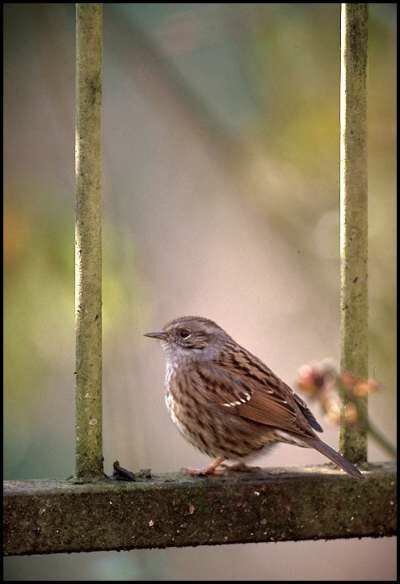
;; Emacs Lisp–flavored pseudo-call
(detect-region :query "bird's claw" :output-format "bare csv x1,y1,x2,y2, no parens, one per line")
181,466,226,476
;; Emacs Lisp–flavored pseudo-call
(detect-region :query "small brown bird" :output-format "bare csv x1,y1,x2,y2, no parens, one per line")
145,316,363,479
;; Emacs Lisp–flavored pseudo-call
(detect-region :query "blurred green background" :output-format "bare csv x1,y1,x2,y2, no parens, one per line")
4,3,396,580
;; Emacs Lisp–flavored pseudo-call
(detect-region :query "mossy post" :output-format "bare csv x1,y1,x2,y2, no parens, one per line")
75,4,103,480
339,4,368,463
4,464,397,555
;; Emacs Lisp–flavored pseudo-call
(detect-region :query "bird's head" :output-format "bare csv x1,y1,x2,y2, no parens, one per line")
144,316,230,363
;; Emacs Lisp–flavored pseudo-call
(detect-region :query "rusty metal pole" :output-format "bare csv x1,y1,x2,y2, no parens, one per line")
75,3,103,480
339,3,368,464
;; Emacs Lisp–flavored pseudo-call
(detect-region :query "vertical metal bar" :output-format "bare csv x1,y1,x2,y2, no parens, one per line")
339,3,368,464
75,4,103,479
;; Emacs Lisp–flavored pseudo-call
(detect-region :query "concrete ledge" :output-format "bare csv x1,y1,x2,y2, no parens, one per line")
3,463,396,555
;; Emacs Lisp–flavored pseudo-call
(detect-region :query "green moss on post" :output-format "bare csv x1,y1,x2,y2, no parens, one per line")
339,4,368,463
75,4,103,480
3,464,396,555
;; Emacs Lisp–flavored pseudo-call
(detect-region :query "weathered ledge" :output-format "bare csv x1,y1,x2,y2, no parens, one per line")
3,462,396,556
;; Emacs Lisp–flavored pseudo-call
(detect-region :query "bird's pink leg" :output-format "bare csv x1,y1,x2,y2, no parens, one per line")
182,457,225,476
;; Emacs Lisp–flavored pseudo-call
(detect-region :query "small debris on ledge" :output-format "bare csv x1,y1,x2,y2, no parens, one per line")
110,460,152,482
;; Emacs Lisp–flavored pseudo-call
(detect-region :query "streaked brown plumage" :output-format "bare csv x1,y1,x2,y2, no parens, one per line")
145,316,363,479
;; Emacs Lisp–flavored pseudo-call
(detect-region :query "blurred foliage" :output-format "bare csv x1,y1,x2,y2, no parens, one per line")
4,187,148,478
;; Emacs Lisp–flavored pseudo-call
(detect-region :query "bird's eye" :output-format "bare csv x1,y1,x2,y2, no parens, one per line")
178,328,191,339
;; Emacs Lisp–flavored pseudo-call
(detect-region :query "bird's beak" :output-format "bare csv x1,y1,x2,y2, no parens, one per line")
144,331,168,341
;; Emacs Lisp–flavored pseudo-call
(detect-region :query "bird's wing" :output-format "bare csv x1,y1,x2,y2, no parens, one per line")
194,349,321,438
293,393,323,432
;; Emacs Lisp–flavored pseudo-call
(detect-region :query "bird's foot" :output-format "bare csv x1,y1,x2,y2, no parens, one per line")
182,466,226,476
181,457,225,476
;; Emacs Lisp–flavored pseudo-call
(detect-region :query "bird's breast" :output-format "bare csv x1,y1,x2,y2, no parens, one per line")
165,387,194,443
164,360,179,391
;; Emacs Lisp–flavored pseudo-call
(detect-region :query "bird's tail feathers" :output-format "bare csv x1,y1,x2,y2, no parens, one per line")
306,437,364,480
